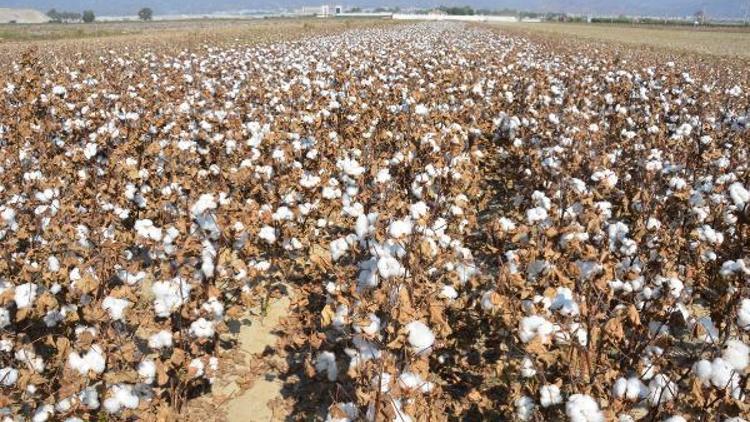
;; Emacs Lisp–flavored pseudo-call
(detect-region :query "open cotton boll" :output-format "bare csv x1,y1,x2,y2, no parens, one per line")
152,278,192,318
539,384,562,407
68,345,106,375
189,358,205,378
410,201,429,220
515,396,535,421
566,394,604,422
519,315,557,343
520,357,537,378
405,321,435,353
398,371,434,393
377,255,405,279
133,219,162,241
729,182,749,207
325,402,359,422
550,287,580,316
0,367,18,386
103,384,139,413
189,318,215,338
102,296,131,320
526,207,548,224
148,330,173,349
315,351,338,381
138,360,156,384
663,417,687,422
14,283,38,309
32,404,54,422
330,237,350,261
388,218,413,239
258,225,277,244
723,339,749,371
440,285,458,300
612,377,648,400
0,307,10,329
738,299,750,330
648,374,677,406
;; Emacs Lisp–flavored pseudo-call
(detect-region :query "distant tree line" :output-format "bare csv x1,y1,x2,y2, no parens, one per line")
46,9,96,23
45,7,154,23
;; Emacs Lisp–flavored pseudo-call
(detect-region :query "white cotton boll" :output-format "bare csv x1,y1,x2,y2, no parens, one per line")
354,314,381,336
0,308,10,329
693,359,713,385
152,277,191,317
526,207,548,224
258,225,277,244
729,182,749,207
591,170,618,188
710,358,736,389
377,255,405,279
68,345,106,375
83,142,98,160
520,356,537,378
612,377,627,398
337,157,365,177
648,374,677,406
300,172,321,189
189,358,205,378
566,394,604,422
325,402,359,422
15,348,45,373
414,104,429,115
138,360,156,384
515,396,535,421
663,417,687,422
539,384,562,407
47,256,60,272
738,299,750,330
723,339,749,371
189,318,215,338
375,168,391,184
14,283,38,309
202,297,224,319
480,291,497,311
315,351,338,381
32,404,54,422
330,237,350,261
0,367,18,386
550,287,580,316
102,296,131,320
388,218,413,239
406,321,435,353
398,371,434,393
79,386,99,409
134,219,162,241
440,285,458,300
519,315,556,343
623,377,648,400
105,384,139,413
148,330,173,349
410,201,429,220
371,372,392,393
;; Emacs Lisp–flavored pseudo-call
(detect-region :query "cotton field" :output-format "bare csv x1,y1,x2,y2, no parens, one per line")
0,21,749,421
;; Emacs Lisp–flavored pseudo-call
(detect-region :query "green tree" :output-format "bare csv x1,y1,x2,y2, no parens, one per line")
82,10,95,23
46,8,61,23
138,7,154,21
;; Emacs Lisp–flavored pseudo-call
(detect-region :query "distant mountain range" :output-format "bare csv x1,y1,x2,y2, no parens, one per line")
3,0,748,19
